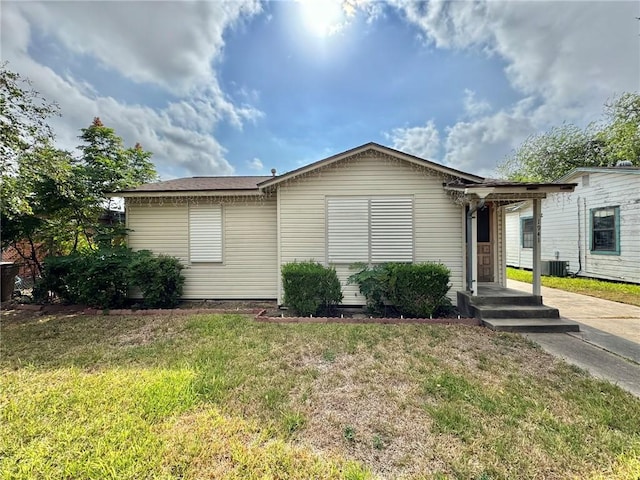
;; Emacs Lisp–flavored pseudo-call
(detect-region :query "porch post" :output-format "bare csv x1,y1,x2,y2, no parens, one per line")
532,198,542,296
470,200,478,296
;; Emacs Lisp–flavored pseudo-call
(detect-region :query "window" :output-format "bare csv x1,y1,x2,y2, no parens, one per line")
591,206,620,254
521,217,534,248
327,197,413,263
189,204,222,262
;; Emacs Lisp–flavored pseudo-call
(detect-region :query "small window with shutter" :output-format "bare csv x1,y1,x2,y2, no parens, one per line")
189,204,222,262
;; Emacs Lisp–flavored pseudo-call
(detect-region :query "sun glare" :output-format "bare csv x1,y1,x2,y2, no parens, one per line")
298,0,347,38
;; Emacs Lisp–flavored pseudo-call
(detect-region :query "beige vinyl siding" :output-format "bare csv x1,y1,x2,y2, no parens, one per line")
277,154,464,305
126,197,278,299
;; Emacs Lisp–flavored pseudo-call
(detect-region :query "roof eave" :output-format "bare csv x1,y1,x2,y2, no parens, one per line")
109,189,264,198
444,183,576,200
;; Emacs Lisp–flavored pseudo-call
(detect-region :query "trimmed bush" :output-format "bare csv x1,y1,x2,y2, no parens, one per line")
128,250,184,308
349,262,452,318
281,261,343,316
36,248,185,309
386,262,452,318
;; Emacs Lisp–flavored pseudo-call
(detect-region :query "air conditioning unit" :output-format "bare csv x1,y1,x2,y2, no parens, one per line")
541,260,569,277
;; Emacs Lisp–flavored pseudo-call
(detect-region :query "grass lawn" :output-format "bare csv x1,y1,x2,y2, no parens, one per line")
506,267,640,307
1,310,639,479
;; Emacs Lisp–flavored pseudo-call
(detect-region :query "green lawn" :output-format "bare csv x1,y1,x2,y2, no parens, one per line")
1,310,639,479
506,267,640,307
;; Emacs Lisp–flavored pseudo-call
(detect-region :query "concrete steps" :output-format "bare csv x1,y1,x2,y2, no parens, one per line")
482,318,580,333
457,288,580,333
474,304,560,320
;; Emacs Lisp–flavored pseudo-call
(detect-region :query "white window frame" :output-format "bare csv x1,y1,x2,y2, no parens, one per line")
326,196,414,264
189,203,223,263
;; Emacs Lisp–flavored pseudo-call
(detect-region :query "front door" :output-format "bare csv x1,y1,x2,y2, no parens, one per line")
477,205,494,282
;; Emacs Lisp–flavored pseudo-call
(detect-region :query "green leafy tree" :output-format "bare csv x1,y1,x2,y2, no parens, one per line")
498,93,640,181
75,117,158,246
1,63,60,215
1,66,158,280
598,92,640,165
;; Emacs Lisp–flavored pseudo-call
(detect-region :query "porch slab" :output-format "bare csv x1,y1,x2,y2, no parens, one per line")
483,318,580,333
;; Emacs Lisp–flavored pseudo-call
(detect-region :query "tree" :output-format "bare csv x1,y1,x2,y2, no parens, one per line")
1,65,158,280
1,63,60,215
598,92,640,165
75,117,158,246
498,93,640,181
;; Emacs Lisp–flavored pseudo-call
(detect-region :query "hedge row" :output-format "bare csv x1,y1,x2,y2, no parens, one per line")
281,261,452,318
35,248,184,309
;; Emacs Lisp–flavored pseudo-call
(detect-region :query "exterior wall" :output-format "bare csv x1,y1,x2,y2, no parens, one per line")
126,196,278,299
277,154,464,305
505,171,640,284
576,171,640,283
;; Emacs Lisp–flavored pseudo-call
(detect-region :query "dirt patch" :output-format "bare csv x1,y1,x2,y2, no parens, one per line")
276,326,571,478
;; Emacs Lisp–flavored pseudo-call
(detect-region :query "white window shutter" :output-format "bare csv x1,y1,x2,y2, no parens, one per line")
327,198,369,263
370,197,413,262
189,204,222,262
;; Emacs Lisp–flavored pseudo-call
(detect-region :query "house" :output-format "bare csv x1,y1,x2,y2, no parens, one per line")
115,143,576,307
506,166,640,284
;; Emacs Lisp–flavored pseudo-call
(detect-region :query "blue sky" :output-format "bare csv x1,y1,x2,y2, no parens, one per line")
3,1,639,180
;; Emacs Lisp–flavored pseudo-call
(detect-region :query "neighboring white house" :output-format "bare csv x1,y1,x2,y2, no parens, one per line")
115,143,575,305
506,166,640,284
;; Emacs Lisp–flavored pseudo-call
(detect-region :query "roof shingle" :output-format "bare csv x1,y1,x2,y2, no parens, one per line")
118,176,272,193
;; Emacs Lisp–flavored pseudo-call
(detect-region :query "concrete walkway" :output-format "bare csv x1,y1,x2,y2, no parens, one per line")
507,279,640,397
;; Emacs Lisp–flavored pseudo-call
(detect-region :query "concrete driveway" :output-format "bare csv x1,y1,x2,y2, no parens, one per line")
507,279,640,397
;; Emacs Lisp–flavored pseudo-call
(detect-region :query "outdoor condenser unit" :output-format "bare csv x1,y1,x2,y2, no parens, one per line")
540,260,569,277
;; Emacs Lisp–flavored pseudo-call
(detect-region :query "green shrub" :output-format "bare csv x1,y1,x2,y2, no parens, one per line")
387,263,452,318
281,261,343,316
128,250,185,308
37,248,185,309
347,263,392,315
349,262,452,318
39,249,132,308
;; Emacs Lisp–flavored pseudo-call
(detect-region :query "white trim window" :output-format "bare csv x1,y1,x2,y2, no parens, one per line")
189,204,222,262
327,196,414,263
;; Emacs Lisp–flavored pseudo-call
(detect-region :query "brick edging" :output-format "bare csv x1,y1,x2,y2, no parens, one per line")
12,304,263,316
254,311,480,326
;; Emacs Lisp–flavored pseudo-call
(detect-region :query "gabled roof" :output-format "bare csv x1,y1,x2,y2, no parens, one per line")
116,176,271,197
556,166,640,182
257,142,485,189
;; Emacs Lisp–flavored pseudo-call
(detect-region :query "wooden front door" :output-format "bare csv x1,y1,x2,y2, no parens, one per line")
477,205,494,282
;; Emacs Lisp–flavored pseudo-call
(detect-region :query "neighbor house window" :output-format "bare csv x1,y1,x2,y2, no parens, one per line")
327,196,413,263
189,204,222,262
521,217,534,249
591,206,620,254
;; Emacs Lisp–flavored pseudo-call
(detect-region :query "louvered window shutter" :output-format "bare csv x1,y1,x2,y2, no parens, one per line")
370,197,413,262
189,204,222,262
327,198,369,263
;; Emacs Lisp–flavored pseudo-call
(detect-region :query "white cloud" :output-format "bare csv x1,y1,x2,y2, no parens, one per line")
443,99,538,177
387,120,440,160
1,1,264,179
391,1,639,114
383,0,640,177
14,1,262,94
463,89,491,118
247,157,264,171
